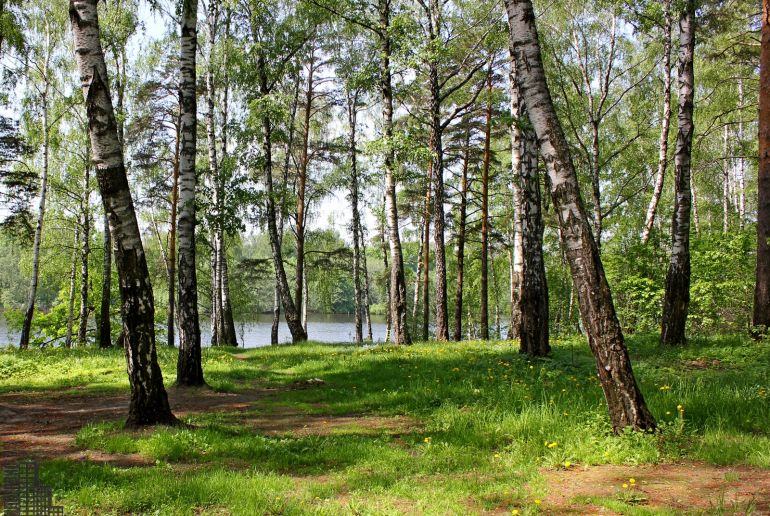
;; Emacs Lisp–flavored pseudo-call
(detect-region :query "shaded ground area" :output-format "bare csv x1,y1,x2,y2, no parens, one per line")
542,462,770,514
0,384,419,467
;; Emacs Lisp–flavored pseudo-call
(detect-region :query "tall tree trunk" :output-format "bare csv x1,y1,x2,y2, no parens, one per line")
258,53,306,343
207,0,222,348
219,242,237,345
723,125,730,234
508,41,524,341
295,45,316,340
167,123,180,347
65,226,79,349
661,0,695,346
691,179,701,236
505,0,655,432
348,91,364,344
412,217,424,320
19,60,50,350
510,50,549,355
360,226,374,341
78,163,91,345
737,78,746,228
379,0,411,344
427,0,449,341
642,0,673,245
590,121,602,248
422,164,431,341
272,73,301,345
379,209,392,342
98,210,113,348
453,129,470,341
480,70,492,341
69,0,176,426
518,121,549,355
754,0,770,333
210,236,221,345
176,0,204,385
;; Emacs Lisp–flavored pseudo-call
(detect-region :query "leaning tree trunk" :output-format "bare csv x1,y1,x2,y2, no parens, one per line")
379,0,411,344
453,130,470,342
258,53,306,343
78,163,91,345
754,0,770,334
661,0,695,347
19,72,50,350
505,0,655,433
176,0,204,385
641,0,673,245
480,71,492,341
69,0,176,427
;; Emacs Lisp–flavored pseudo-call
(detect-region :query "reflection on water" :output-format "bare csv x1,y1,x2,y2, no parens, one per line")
0,310,388,348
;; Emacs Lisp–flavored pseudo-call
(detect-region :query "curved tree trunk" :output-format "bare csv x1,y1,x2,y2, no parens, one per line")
661,0,695,346
258,51,306,343
641,0,673,245
69,0,176,427
176,0,204,385
19,66,50,350
505,0,655,433
754,0,770,333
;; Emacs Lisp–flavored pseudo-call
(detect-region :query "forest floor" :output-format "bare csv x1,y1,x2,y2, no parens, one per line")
1,335,769,514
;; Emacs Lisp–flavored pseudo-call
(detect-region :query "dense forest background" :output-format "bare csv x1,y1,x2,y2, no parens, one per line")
0,0,759,347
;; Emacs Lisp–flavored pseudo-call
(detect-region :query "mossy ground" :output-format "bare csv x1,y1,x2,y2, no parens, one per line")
1,334,769,514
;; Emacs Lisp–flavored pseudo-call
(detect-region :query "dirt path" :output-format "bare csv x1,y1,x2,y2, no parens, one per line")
0,385,279,466
541,462,770,514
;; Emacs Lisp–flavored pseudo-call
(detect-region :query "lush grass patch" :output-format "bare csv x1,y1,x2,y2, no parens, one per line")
2,334,770,513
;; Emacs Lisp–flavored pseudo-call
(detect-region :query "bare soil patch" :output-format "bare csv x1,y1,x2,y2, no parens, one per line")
541,461,770,514
0,383,419,466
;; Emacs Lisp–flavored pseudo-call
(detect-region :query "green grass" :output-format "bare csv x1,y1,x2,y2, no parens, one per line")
2,334,770,514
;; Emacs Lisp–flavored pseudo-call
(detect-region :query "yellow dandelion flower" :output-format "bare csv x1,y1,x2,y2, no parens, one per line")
511,510,520,515
564,461,571,468
423,437,432,443
534,499,542,505
622,483,628,489
629,478,636,484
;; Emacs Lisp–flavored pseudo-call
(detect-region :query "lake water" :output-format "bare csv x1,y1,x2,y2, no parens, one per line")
0,310,388,348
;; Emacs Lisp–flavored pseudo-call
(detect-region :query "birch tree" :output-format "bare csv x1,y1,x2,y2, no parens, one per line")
68,0,176,426
661,0,695,346
504,0,655,432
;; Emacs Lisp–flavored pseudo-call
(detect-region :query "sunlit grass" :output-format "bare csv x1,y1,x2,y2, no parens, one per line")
2,334,770,513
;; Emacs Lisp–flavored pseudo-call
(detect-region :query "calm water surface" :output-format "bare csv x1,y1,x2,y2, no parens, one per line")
0,310,388,348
